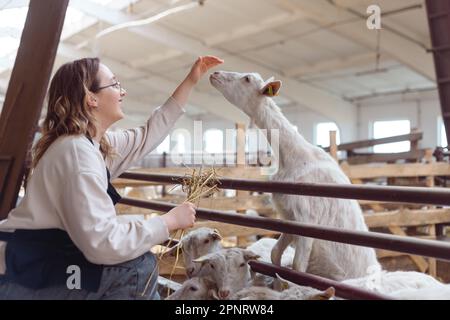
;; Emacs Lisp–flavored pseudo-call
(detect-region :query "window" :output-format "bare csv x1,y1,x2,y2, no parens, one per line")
156,135,170,154
174,133,186,153
315,122,340,148
438,117,448,148
204,129,223,154
373,120,410,153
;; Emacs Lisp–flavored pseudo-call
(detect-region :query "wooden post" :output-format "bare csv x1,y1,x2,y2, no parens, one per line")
329,130,338,162
428,224,437,277
424,148,437,277
424,149,435,190
236,123,250,247
410,128,420,154
0,0,69,220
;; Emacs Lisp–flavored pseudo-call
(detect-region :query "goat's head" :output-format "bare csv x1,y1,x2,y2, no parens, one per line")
165,277,218,300
165,227,223,278
210,71,282,115
193,248,260,300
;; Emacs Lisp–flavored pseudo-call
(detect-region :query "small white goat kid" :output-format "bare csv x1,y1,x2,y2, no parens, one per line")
210,71,380,280
193,248,260,300
165,227,223,277
165,277,218,300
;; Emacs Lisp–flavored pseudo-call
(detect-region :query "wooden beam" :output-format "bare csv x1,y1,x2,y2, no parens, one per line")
425,0,450,144
342,162,450,179
0,0,69,219
203,11,304,46
284,52,387,77
325,132,423,152
329,130,338,162
364,208,450,228
346,150,426,165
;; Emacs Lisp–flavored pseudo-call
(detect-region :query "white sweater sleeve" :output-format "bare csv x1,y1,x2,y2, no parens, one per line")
59,170,169,265
105,97,185,179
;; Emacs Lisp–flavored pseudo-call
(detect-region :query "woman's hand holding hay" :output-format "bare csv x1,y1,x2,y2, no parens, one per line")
161,202,197,232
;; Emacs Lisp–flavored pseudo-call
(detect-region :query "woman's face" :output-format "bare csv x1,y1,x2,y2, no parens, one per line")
94,63,126,126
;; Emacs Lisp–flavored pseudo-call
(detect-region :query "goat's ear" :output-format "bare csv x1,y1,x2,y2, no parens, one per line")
210,229,222,241
192,255,210,264
313,287,335,300
322,287,335,299
243,250,260,261
261,79,282,97
275,273,290,291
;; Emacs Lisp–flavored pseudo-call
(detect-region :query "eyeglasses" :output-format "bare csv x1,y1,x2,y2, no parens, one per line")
97,81,123,92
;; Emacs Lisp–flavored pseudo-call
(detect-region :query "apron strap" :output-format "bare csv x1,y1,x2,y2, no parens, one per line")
85,136,122,205
0,231,12,242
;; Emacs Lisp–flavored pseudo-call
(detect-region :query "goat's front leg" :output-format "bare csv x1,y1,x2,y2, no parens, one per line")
271,233,294,266
292,236,314,272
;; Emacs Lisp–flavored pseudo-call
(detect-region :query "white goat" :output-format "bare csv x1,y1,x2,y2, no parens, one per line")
210,71,380,280
247,237,294,268
193,248,260,300
342,270,450,300
231,285,335,300
165,227,222,277
165,277,218,300
276,270,450,300
390,286,450,300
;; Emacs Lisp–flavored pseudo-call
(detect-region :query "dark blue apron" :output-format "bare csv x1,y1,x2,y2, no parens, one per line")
0,136,122,292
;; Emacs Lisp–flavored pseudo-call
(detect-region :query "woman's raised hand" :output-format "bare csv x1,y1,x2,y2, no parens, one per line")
187,56,224,84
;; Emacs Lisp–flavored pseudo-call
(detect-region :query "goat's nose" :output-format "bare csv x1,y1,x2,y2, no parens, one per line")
186,267,195,277
219,290,230,299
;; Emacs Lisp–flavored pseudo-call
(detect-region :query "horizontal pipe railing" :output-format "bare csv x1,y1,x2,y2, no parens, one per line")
119,197,450,262
248,261,394,300
119,172,450,206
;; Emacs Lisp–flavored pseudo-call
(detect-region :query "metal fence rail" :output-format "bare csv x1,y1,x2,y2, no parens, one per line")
120,197,450,262
119,172,450,206
118,170,450,300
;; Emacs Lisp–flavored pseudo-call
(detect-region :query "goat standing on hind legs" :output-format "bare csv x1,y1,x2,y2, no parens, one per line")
210,71,380,281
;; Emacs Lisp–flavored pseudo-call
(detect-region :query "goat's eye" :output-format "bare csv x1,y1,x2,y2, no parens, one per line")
239,263,246,267
244,76,251,83
210,263,215,269
189,286,198,292
204,239,210,244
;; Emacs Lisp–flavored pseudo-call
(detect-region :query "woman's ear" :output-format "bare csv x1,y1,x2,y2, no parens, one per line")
86,94,98,108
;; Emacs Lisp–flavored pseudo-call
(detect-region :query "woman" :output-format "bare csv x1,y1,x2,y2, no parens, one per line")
0,55,224,299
